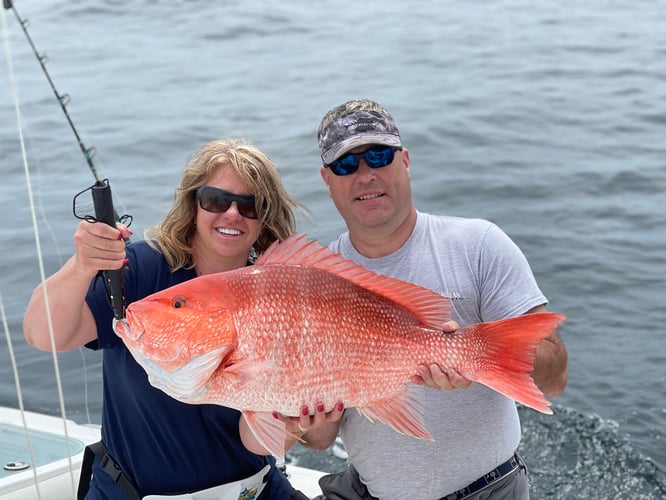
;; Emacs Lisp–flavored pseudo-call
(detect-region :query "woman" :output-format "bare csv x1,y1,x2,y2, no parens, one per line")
23,138,303,499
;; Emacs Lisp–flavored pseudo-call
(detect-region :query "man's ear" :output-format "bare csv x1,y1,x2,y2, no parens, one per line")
401,148,411,178
320,166,331,189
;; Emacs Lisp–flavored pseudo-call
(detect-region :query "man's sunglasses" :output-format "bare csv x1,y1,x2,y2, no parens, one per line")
196,186,260,219
325,145,402,176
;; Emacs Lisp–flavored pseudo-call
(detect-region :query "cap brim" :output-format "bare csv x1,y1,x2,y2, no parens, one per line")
321,133,402,165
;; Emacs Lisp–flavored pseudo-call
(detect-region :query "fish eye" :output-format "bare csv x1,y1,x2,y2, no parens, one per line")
171,296,187,309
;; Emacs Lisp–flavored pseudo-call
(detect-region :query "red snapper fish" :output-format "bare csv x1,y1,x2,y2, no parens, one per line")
113,234,565,459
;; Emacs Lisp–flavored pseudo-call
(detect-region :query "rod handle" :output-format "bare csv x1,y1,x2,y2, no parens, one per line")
91,179,125,320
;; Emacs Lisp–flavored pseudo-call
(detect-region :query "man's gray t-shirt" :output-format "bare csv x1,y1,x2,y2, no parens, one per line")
329,211,547,499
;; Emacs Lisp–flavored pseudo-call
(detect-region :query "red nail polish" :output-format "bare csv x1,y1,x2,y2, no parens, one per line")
122,259,130,266
301,406,309,416
117,232,124,240
316,403,325,413
337,402,344,412
272,412,279,419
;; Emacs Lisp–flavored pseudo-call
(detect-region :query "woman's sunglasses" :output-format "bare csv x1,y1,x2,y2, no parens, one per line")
325,145,402,176
196,186,260,219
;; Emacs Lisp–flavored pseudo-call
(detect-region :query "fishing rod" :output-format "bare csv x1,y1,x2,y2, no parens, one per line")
4,0,129,320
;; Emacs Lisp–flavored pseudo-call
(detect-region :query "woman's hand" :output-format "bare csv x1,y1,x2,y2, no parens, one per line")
277,401,345,438
73,220,132,277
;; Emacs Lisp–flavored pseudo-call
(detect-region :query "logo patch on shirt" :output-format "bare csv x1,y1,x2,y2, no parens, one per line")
442,290,463,301
239,487,259,500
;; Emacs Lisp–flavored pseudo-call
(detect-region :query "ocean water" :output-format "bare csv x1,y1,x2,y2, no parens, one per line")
1,1,665,498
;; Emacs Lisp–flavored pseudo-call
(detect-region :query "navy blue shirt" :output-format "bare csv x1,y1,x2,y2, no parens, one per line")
85,241,292,499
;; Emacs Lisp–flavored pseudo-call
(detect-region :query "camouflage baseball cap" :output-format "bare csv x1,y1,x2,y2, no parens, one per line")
318,110,402,165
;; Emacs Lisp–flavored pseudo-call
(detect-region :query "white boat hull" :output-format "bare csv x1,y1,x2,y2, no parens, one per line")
0,406,100,499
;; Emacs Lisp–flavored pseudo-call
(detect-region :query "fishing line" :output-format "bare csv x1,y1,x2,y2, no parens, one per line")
1,5,78,495
4,0,129,216
5,0,130,323
3,0,96,425
4,0,101,181
4,0,131,440
0,292,43,499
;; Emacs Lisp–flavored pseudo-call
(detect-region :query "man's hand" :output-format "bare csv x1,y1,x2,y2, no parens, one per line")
411,320,471,391
412,364,472,390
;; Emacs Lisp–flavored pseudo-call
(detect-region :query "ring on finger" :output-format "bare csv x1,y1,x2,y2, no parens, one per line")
298,423,308,433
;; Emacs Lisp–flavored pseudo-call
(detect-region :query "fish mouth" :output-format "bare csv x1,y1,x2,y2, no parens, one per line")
113,317,186,366
113,317,144,342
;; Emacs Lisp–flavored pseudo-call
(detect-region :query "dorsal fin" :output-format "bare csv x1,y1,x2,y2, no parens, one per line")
257,234,451,330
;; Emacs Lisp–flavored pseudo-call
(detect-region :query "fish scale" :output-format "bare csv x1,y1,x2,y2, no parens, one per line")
114,234,566,459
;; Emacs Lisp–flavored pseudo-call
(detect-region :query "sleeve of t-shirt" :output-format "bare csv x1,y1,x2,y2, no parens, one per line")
476,223,547,322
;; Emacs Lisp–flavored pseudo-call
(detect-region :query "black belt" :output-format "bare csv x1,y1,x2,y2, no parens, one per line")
449,453,524,500
77,440,141,500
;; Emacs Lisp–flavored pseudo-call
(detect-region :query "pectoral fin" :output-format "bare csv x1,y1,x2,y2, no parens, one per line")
222,357,274,383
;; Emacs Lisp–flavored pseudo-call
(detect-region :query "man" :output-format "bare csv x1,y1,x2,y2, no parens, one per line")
301,98,568,499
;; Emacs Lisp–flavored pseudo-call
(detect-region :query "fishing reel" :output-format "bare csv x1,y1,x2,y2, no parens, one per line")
72,179,133,229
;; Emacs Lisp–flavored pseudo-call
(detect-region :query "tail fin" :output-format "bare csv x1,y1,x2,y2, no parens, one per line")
460,312,566,414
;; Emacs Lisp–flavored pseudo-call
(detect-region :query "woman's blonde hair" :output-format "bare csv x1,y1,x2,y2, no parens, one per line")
145,138,299,271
